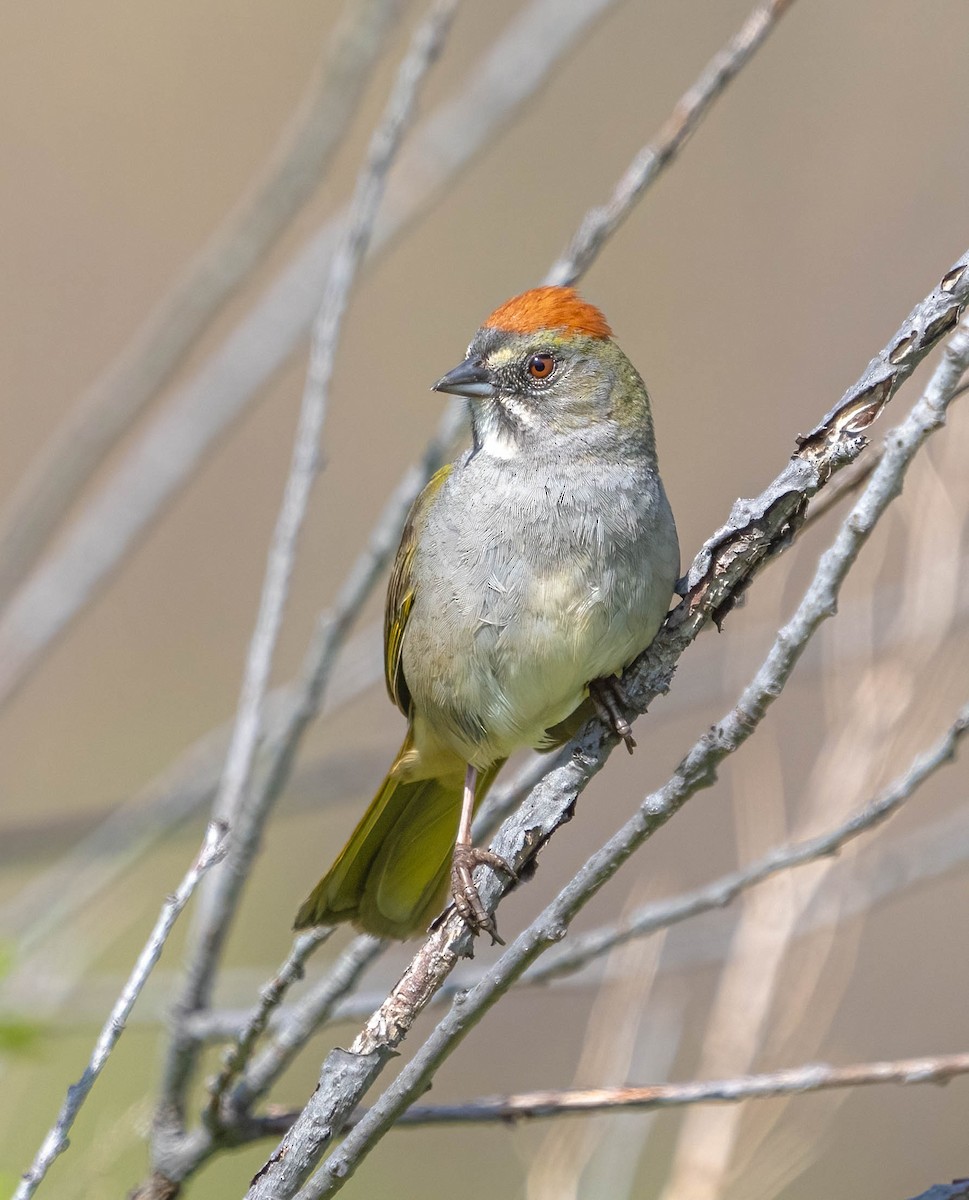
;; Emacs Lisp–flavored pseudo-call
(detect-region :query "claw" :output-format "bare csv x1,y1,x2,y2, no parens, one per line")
450,843,516,944
589,677,637,753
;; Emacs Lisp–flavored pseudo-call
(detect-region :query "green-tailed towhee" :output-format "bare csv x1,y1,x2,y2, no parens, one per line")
295,285,679,941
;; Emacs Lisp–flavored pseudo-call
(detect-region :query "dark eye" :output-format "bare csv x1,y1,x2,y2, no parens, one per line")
527,353,555,380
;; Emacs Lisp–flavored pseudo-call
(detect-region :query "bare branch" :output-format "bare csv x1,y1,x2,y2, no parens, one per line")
232,1050,969,1140
0,0,406,610
54,713,969,1050
799,449,881,529
350,1050,969,1125
0,0,624,710
232,935,386,1116
800,372,968,531
547,0,796,285
154,0,462,1144
529,694,969,983
13,821,228,1200
202,928,333,1135
180,724,969,1046
254,398,465,814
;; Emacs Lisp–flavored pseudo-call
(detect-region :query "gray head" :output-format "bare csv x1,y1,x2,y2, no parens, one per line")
433,285,654,461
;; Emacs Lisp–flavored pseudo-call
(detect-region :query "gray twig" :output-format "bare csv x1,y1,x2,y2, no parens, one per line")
173,686,969,1062
0,0,624,710
0,0,406,610
173,792,969,1045
254,1049,969,1132
13,822,228,1200
528,695,969,983
0,623,382,951
153,0,462,1150
203,928,334,1134
547,0,796,285
232,935,386,1116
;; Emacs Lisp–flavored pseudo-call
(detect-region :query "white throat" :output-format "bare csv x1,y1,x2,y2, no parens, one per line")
476,396,535,460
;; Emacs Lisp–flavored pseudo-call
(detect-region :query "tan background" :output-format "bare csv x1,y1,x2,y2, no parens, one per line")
2,1,969,1197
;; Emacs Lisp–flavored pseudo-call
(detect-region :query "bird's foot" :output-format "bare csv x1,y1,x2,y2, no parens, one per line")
589,676,637,753
450,843,517,945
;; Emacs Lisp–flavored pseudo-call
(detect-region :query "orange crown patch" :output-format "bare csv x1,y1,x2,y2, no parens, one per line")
483,286,612,340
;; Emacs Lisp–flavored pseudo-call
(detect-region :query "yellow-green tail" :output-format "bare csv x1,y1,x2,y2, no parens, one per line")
295,736,504,940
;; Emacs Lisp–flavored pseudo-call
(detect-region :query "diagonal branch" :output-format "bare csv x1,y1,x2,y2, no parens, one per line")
0,0,626,711
202,927,334,1135
171,686,969,1160
153,0,462,1143
13,821,228,1200
528,694,969,983
230,933,387,1118
0,0,406,610
547,0,797,286
182,768,969,1048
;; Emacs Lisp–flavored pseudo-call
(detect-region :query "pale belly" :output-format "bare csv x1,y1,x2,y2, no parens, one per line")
402,546,667,769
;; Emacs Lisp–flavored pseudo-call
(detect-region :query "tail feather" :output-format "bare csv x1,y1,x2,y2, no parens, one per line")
295,735,504,940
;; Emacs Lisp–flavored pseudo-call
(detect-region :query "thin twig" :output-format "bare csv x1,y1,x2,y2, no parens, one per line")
528,695,969,983
232,935,386,1115
273,311,969,1200
13,821,228,1200
0,0,406,610
251,1049,969,1133
0,0,623,710
179,780,969,1046
0,622,382,950
203,928,333,1134
155,0,462,1142
547,0,797,285
48,733,969,1047
253,398,465,821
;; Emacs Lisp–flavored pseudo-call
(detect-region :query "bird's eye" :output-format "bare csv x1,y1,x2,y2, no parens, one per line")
527,354,555,380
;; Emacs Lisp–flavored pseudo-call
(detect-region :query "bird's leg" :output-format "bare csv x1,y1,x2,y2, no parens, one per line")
450,763,517,944
588,676,637,753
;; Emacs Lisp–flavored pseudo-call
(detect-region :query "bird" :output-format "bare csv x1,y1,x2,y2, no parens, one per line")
294,285,679,942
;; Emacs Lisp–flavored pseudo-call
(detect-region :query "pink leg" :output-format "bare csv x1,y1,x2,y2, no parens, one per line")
449,763,516,944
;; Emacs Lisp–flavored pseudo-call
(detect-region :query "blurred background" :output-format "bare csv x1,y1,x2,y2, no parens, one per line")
2,1,969,1196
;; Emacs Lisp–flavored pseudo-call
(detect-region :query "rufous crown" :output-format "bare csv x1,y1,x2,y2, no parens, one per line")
483,286,612,339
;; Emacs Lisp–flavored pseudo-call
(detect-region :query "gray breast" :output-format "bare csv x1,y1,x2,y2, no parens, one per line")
401,447,677,761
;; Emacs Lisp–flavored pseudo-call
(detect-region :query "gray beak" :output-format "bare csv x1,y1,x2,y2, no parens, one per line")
432,358,494,399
